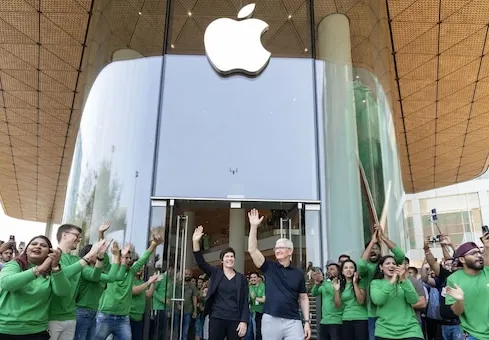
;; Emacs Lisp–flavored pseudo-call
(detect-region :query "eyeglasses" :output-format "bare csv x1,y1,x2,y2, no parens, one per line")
274,246,291,251
65,231,81,239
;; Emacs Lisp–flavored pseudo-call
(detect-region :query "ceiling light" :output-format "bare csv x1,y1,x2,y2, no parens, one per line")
362,100,366,103
356,75,360,79
188,12,192,16
304,48,308,52
288,15,292,19
138,11,142,15
171,44,175,49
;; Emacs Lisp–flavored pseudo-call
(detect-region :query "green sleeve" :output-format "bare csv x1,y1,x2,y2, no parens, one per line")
310,283,323,297
391,246,406,265
399,279,419,305
370,279,395,306
445,276,455,305
81,266,102,282
62,261,84,278
50,270,71,297
153,280,166,302
0,262,36,292
359,278,368,290
116,264,127,280
357,259,370,277
130,250,152,274
192,285,199,297
100,264,119,282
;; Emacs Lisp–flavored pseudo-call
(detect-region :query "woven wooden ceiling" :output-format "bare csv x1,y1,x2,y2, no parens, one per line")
1,0,488,222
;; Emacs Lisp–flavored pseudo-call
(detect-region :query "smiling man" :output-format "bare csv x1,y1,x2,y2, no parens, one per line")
247,209,311,340
445,238,489,340
48,224,108,340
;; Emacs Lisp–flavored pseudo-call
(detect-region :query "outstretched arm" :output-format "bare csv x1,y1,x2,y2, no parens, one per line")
193,226,215,276
247,209,265,268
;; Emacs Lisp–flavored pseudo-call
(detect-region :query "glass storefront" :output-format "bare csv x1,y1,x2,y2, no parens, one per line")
62,1,407,338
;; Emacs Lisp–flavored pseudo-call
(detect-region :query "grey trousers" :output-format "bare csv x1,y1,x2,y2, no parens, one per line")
261,314,304,340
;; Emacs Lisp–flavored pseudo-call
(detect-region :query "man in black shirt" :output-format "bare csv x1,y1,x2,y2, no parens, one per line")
247,209,311,340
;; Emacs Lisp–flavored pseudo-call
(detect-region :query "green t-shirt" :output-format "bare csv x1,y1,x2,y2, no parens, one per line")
311,280,343,325
340,281,368,321
357,246,405,317
370,278,423,339
446,267,489,340
176,282,198,313
98,250,151,316
0,261,70,335
76,262,125,311
249,282,265,313
153,274,168,311
130,278,147,321
50,253,102,321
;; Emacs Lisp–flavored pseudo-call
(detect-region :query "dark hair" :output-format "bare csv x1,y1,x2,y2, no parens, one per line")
56,224,82,242
339,259,359,292
404,257,410,265
408,266,418,275
372,255,396,280
219,247,235,260
249,271,259,277
79,244,93,258
338,254,351,261
365,241,381,249
327,263,340,272
15,235,53,271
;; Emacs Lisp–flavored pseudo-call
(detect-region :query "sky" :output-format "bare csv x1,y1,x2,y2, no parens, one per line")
0,203,46,244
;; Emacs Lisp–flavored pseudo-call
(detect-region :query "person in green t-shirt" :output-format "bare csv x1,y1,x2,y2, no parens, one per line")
74,240,125,340
49,223,111,340
310,267,343,340
357,225,405,340
445,240,489,340
0,235,69,339
130,266,159,340
151,269,171,338
333,259,368,340
246,271,265,340
94,234,164,340
370,255,423,340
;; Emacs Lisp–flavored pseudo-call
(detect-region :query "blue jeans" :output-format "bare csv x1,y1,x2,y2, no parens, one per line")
441,325,463,340
130,319,144,340
246,313,255,340
368,317,377,340
94,312,131,340
174,312,192,340
75,307,97,340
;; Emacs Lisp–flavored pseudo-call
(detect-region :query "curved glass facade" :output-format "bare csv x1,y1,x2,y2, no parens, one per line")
63,57,162,252
63,0,407,262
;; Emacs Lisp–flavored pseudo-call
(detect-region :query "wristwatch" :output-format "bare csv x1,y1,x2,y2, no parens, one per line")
52,266,61,273
303,320,310,324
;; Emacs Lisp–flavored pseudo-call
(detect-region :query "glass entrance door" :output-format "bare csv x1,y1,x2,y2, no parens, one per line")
149,198,314,340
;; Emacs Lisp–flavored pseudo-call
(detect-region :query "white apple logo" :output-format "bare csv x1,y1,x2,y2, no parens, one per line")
204,3,271,76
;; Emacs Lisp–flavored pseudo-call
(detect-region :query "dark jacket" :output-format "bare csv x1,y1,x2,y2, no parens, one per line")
193,250,249,323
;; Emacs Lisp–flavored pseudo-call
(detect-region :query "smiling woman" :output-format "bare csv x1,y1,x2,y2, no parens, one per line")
192,225,249,340
0,235,70,340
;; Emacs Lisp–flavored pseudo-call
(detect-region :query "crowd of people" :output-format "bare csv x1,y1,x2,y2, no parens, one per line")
0,208,488,340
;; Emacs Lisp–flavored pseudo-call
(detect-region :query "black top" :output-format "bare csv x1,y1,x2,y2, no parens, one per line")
211,275,240,321
260,259,306,320
436,267,459,324
193,250,249,323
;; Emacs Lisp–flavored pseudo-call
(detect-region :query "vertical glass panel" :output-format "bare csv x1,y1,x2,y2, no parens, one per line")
167,0,312,58
305,205,322,269
155,55,318,201
63,58,162,255
467,193,480,210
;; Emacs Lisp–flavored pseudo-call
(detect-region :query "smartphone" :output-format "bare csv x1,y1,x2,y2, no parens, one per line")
430,235,441,243
18,241,25,249
9,235,15,242
482,225,489,235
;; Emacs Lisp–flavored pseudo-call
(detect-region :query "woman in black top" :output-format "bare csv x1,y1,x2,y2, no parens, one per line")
192,225,249,340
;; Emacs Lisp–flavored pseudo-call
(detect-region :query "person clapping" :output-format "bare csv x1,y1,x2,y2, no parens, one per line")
0,235,69,340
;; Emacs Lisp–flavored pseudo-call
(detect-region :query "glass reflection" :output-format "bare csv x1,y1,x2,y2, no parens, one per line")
63,57,162,254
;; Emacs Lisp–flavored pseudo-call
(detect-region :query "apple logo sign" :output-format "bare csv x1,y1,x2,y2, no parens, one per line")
204,3,271,76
